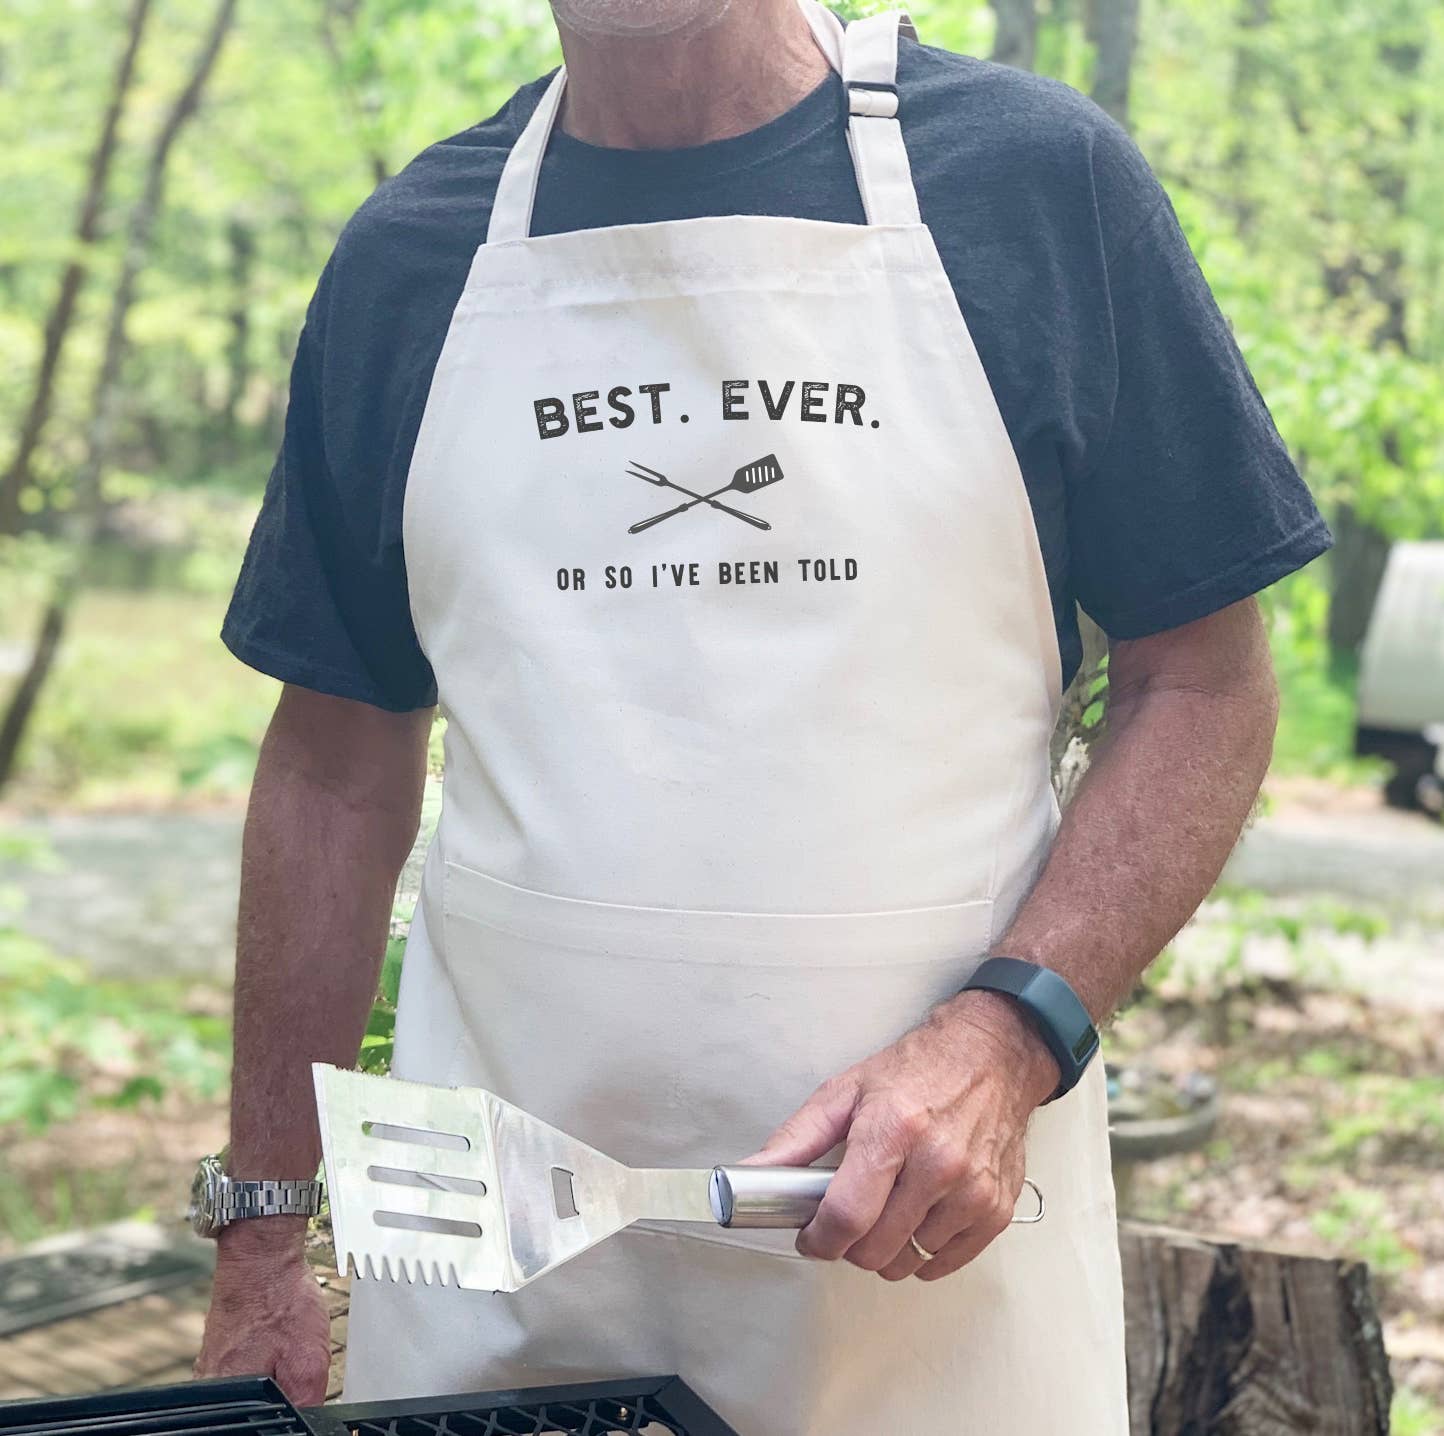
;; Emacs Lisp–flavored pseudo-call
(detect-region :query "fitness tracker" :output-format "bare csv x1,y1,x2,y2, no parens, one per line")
961,956,1099,1103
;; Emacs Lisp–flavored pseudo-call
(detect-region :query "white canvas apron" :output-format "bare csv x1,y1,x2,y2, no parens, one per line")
343,5,1128,1430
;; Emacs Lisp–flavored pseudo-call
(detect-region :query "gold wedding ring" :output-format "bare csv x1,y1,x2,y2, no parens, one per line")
908,1177,1047,1266
908,1234,936,1263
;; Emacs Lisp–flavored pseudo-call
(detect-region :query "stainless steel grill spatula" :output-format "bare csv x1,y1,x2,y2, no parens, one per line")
312,1063,834,1293
313,1063,1043,1293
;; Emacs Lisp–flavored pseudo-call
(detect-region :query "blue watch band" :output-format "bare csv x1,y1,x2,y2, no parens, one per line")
961,956,1099,1102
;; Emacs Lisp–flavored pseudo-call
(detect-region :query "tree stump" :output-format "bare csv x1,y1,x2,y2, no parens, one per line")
1121,1222,1392,1434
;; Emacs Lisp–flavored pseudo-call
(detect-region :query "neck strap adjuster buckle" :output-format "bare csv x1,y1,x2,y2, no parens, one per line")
847,79,899,120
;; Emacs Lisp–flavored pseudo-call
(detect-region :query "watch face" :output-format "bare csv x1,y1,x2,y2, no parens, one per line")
188,1155,223,1238
1072,1026,1101,1065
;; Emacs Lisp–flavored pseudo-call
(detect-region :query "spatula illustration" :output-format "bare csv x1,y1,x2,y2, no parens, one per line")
313,1064,1043,1293
628,454,783,535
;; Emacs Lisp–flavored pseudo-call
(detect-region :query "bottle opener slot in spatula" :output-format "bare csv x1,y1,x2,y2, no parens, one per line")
311,1063,1042,1293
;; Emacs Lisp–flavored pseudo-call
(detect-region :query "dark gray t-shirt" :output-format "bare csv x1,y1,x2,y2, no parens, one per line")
222,38,1331,710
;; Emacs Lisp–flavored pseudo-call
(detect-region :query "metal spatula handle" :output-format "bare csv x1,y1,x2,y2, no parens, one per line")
713,1167,837,1219
710,1165,833,1228
707,1165,1046,1229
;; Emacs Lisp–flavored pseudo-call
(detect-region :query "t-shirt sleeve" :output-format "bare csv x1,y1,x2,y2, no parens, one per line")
1067,128,1332,639
220,271,437,713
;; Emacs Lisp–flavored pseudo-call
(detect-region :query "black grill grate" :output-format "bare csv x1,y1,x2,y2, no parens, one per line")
0,1376,733,1436
317,1378,735,1436
0,1379,328,1436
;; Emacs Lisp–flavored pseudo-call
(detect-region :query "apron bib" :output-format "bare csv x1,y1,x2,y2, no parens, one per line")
344,6,1128,1430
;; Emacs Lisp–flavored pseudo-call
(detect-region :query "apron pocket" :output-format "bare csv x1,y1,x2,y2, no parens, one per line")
440,859,996,968
435,860,996,1187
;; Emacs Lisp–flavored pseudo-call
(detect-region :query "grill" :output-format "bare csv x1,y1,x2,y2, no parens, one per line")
321,1377,736,1436
0,1378,736,1436
0,1379,323,1436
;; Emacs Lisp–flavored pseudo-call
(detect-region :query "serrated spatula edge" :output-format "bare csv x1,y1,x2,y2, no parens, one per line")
311,1062,514,1292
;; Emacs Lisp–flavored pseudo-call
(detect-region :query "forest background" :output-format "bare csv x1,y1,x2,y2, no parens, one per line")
1,0,1441,1427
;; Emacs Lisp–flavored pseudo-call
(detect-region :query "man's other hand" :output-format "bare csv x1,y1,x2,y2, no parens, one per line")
194,1220,331,1405
742,990,1058,1281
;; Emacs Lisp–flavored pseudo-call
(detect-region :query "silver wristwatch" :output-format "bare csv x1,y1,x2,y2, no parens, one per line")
187,1152,323,1238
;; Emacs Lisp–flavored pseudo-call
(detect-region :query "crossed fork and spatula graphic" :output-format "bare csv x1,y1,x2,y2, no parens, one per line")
626,455,784,534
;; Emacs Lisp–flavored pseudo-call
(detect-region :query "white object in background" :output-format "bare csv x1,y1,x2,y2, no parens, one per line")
1357,541,1444,812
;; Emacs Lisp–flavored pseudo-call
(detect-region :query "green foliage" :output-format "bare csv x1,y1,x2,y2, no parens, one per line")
1265,572,1385,781
1228,1038,1442,1177
1142,887,1390,1048
1134,0,1444,545
1318,1075,1444,1162
0,920,230,1134
1392,1387,1444,1436
1080,651,1110,730
1216,887,1390,944
0,0,565,532
0,1165,158,1249
358,932,406,1074
0,833,229,1134
1212,884,1392,941
0,588,273,804
1310,1187,1417,1277
0,828,63,873
427,714,448,775
1181,886,1388,987
0,577,448,806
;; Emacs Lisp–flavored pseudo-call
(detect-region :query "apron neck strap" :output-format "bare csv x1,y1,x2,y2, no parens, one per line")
486,1,921,244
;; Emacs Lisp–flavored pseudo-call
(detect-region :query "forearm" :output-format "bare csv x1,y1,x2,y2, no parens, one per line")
1001,660,1275,1017
759,604,1283,1279
221,690,428,1257
937,601,1279,1095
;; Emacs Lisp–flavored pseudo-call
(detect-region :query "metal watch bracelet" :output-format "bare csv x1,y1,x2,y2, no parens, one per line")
216,1178,324,1221
189,1152,323,1237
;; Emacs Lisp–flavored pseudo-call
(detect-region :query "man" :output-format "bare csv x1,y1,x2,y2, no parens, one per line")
195,0,1330,1429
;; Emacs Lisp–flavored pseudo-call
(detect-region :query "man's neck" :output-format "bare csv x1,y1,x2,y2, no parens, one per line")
554,0,831,150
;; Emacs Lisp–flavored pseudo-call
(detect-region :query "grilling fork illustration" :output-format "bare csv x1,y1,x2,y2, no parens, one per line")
627,456,784,534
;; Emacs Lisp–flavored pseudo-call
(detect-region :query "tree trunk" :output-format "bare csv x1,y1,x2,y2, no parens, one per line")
990,0,1038,71
1326,504,1392,661
0,0,153,535
319,0,391,186
1121,1222,1393,1434
1225,0,1271,240
1088,0,1141,127
223,216,256,437
0,0,241,793
0,593,70,791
